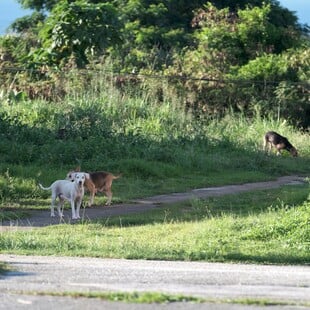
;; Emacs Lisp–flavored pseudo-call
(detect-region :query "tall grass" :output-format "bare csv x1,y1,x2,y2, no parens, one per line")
0,69,309,208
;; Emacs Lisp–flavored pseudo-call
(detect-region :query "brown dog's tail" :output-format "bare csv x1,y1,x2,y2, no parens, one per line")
113,174,122,180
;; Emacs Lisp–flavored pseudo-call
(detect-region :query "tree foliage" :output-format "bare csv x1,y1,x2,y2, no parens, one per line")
9,12,45,34
1,0,309,127
36,1,122,67
14,0,304,68
17,0,58,11
164,3,309,126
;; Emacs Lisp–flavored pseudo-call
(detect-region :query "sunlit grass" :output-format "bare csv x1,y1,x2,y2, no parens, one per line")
1,185,309,264
23,291,309,306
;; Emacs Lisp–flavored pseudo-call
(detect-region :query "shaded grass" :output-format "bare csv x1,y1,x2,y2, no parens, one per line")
0,262,10,274
0,209,29,221
0,185,309,265
0,96,309,213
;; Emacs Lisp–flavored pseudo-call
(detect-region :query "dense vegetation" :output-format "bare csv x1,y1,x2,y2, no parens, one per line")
0,0,309,127
0,75,309,209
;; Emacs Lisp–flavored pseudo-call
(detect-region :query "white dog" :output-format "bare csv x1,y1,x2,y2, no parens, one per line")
39,173,85,219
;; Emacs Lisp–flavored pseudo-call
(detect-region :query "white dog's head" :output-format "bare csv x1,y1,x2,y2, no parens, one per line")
69,172,86,188
66,171,89,185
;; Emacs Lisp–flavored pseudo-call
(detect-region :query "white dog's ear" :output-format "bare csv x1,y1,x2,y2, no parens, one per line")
84,173,90,179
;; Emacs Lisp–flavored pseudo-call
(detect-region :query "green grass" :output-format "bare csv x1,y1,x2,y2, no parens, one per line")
0,262,10,274
19,291,309,307
1,185,309,264
33,291,204,304
0,94,310,213
0,80,309,265
0,209,29,221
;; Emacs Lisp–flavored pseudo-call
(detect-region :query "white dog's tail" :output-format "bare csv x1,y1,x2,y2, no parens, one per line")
38,183,52,191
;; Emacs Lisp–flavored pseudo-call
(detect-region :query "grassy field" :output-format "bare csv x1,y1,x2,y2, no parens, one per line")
0,96,309,210
0,79,309,264
0,185,309,264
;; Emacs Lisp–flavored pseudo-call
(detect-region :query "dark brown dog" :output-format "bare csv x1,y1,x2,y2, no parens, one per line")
264,131,298,157
66,167,121,206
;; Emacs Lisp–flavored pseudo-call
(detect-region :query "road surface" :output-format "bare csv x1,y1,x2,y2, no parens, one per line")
0,254,309,309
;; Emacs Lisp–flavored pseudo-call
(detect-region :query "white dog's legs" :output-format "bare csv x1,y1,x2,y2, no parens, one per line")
57,200,64,217
50,195,57,217
59,193,81,220
70,200,77,219
76,199,82,219
50,200,56,217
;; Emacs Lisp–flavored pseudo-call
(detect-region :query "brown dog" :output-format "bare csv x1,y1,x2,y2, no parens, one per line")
264,131,298,157
66,167,121,206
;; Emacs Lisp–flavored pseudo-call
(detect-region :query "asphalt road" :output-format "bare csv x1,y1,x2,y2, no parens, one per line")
0,254,309,309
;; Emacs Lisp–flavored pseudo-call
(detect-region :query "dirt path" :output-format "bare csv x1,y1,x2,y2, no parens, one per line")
1,175,307,230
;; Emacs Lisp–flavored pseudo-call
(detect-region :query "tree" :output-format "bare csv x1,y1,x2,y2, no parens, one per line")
164,3,306,117
170,3,293,80
15,0,305,71
17,0,58,11
36,0,122,67
9,12,45,33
